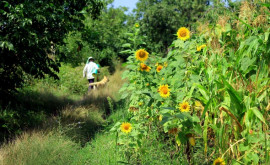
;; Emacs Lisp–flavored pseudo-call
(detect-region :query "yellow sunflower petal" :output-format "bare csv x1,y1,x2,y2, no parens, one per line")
189,137,196,146
140,63,151,72
197,44,207,51
158,115,163,121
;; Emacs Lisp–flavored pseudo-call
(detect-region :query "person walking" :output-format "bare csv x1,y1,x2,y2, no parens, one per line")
83,57,99,92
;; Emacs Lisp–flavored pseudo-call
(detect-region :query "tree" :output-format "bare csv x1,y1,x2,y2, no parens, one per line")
83,6,128,68
134,0,210,54
58,2,129,70
0,0,103,101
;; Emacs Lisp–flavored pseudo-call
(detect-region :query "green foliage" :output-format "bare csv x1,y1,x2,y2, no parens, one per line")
58,32,87,67
0,0,103,100
1,132,80,165
134,0,210,54
112,1,270,164
58,3,129,71
73,133,125,164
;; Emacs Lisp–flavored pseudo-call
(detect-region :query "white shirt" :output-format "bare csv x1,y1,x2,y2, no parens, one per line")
83,62,98,79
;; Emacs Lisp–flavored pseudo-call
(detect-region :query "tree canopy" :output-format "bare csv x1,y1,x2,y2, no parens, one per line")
134,0,210,54
58,4,129,69
0,0,103,99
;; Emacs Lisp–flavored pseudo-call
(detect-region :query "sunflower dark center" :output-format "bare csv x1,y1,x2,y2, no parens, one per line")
180,31,187,37
124,125,129,130
139,52,146,58
163,88,168,94
141,64,147,69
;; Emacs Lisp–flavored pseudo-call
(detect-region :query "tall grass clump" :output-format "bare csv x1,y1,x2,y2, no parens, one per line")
72,132,125,164
0,132,79,165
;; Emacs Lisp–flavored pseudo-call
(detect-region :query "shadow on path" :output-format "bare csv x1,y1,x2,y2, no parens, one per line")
0,88,112,146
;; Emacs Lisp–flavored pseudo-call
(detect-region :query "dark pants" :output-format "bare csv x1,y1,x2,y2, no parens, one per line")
88,78,94,92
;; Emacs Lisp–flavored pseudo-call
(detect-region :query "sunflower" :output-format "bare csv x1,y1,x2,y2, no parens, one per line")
213,157,225,165
177,27,190,41
197,44,207,51
162,77,165,80
120,122,132,133
140,63,151,72
179,101,190,112
156,65,163,72
135,49,149,61
158,84,170,98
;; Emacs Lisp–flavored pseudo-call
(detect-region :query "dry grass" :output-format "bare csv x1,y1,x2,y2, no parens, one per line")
79,64,126,114
239,1,254,24
86,64,125,100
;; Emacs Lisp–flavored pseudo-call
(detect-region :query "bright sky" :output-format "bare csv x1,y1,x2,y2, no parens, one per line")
112,0,138,13
111,0,234,13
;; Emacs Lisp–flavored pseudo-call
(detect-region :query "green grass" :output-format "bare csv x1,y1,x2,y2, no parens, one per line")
72,132,125,165
0,132,80,165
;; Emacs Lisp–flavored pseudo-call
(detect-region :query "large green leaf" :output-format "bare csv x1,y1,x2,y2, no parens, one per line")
221,76,245,117
250,107,266,124
240,57,256,73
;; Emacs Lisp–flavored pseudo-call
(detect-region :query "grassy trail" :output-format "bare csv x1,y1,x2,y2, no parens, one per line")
0,64,127,165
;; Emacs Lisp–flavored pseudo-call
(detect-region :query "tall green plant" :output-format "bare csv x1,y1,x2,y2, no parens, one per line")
111,1,270,164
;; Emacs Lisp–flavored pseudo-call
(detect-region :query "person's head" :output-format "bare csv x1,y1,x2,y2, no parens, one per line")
88,57,94,62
